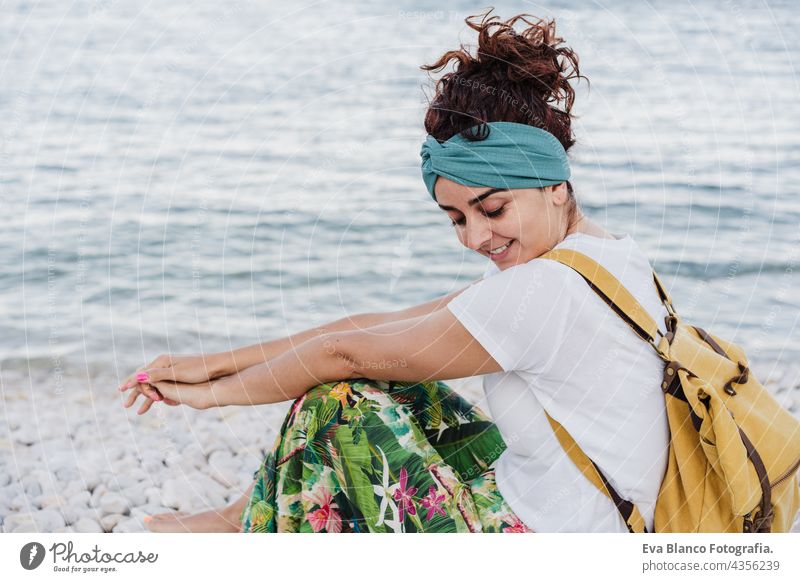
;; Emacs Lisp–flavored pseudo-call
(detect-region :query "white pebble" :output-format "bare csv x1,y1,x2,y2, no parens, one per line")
99,493,130,516
36,494,66,509
105,474,136,493
110,458,136,474
74,517,103,533
90,483,108,508
61,506,82,527
120,485,147,508
1,482,21,499
76,460,104,490
44,451,75,472
31,469,58,496
61,480,85,499
161,472,227,512
12,428,38,446
100,513,126,532
68,491,91,508
56,466,80,483
182,444,209,468
128,468,149,482
21,478,42,498
209,452,240,488
159,479,184,510
144,487,162,506
10,494,31,511
762,367,785,387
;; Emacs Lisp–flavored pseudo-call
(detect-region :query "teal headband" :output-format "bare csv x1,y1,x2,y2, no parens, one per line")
419,121,571,201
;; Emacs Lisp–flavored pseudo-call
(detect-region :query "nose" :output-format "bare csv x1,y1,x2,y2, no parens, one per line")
462,215,493,252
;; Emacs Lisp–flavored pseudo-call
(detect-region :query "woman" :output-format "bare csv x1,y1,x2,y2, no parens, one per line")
119,11,670,533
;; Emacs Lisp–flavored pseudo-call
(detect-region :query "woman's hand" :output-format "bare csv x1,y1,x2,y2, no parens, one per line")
118,352,231,407
118,353,229,392
121,378,217,414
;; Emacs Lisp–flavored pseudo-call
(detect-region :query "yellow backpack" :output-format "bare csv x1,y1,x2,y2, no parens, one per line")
539,248,800,533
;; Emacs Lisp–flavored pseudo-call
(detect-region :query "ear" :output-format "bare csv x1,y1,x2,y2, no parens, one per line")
547,182,570,206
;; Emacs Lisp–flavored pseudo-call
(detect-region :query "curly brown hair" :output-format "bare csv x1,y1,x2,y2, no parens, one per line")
421,8,589,221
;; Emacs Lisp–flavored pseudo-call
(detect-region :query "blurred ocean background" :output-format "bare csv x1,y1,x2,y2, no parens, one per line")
1,0,798,383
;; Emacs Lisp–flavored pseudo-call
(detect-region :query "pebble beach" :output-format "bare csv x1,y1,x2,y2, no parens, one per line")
0,368,492,533
1,362,798,533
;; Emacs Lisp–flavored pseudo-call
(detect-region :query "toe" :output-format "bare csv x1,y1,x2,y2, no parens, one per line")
147,511,189,523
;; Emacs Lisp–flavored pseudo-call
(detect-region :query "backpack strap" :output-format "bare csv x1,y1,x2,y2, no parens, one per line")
546,412,649,533
538,248,669,532
653,271,677,316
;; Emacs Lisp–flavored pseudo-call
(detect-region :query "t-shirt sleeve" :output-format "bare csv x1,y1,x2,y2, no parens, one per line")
447,260,574,375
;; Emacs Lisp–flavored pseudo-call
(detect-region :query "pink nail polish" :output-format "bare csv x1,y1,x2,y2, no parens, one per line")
136,373,149,382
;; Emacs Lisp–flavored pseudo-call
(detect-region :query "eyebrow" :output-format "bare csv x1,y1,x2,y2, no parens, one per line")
436,187,509,211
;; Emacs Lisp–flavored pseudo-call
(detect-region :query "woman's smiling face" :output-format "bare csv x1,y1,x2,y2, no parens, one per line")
434,176,574,270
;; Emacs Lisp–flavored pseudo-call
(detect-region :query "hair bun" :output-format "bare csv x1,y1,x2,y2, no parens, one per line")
473,12,579,104
421,8,589,151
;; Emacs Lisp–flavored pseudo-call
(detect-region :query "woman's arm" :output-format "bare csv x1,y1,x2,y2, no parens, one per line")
186,301,501,408
210,279,481,376
132,279,485,411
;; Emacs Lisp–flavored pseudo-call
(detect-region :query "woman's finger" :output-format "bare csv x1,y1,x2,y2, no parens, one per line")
150,380,209,410
124,387,140,408
118,372,152,392
151,387,177,404
118,375,136,391
118,355,173,391
140,382,162,401
137,398,156,415
149,381,181,403
134,367,178,386
122,381,161,401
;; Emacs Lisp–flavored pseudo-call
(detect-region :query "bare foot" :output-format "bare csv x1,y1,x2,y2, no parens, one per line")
145,481,255,533
144,507,240,533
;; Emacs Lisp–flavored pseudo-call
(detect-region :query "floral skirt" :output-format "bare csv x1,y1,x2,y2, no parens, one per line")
240,378,533,533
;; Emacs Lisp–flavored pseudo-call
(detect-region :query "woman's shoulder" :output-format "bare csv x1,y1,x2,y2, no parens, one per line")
477,254,585,299
480,232,646,291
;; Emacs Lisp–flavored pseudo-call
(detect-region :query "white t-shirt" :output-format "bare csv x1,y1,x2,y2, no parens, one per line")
446,232,670,532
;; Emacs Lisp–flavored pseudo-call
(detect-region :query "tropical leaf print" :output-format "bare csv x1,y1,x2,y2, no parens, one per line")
248,500,274,532
241,379,532,534
328,423,385,531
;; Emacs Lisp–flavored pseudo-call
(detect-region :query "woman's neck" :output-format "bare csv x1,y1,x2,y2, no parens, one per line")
565,214,615,240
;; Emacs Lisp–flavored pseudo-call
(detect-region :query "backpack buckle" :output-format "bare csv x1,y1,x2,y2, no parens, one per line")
649,329,672,362
664,314,678,335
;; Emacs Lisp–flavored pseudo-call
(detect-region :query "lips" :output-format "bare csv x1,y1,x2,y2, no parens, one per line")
486,239,515,261
486,240,514,256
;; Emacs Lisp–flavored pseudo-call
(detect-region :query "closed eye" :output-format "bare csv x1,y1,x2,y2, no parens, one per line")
450,206,505,227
